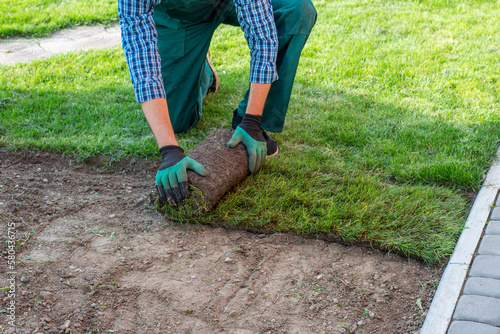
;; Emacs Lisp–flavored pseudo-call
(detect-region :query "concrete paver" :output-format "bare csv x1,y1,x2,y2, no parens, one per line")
463,277,500,299
478,235,500,255
486,221,500,235
470,255,500,279
448,321,500,334
492,207,500,220
453,295,500,327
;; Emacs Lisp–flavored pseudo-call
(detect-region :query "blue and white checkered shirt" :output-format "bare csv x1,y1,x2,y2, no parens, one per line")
118,0,279,103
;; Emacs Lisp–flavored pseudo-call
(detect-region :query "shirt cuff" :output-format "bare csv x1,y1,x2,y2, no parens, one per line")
134,76,167,103
249,59,279,84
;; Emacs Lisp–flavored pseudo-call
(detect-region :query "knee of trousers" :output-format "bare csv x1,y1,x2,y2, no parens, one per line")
277,0,317,35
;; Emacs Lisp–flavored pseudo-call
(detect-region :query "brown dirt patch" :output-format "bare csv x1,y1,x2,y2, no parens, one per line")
0,150,441,334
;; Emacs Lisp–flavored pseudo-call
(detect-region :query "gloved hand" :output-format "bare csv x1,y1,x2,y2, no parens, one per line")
155,145,207,206
227,113,267,173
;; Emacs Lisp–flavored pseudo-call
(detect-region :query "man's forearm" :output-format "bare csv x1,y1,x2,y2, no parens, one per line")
245,82,272,116
141,98,178,148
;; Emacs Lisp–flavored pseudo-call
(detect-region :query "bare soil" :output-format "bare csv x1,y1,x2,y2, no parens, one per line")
0,149,442,334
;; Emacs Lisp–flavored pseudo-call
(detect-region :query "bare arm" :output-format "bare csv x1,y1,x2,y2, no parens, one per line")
246,82,272,116
141,98,178,148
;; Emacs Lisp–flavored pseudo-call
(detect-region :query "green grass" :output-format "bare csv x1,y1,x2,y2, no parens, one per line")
0,0,118,38
2,0,500,264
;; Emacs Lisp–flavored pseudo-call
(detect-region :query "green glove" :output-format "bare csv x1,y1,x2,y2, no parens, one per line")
227,114,267,173
155,146,207,207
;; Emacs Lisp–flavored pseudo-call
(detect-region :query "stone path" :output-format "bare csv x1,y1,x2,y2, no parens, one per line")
2,24,500,334
421,148,500,334
0,25,120,65
448,205,500,334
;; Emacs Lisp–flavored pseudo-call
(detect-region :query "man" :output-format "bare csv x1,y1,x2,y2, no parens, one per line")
118,0,316,206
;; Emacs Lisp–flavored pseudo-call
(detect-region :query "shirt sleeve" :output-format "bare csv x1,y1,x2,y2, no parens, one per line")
118,0,165,103
233,0,279,84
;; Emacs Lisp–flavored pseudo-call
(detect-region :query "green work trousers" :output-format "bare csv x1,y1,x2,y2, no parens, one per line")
153,0,317,134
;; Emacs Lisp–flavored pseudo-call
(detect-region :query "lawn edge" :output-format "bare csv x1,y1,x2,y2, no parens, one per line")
199,220,444,265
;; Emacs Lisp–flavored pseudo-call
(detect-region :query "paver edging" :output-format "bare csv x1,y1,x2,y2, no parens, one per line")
420,147,500,334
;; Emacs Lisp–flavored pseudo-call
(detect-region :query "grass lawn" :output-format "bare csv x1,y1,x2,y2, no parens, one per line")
0,0,118,38
1,0,500,264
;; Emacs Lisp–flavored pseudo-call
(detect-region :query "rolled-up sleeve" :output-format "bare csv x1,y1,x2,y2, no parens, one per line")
234,0,279,84
118,0,165,103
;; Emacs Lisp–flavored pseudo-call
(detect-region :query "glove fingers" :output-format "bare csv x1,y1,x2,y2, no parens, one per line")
168,173,183,204
248,151,257,173
160,173,177,207
176,169,190,200
156,171,175,205
173,187,183,205
156,184,168,204
252,143,266,173
256,146,262,172
186,158,208,176
165,188,178,207
256,154,263,172
179,181,190,200
157,182,177,207
259,144,267,170
256,151,263,172
168,172,179,190
227,132,242,148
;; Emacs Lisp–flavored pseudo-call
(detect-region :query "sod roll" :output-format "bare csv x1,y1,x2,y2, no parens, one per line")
156,128,249,221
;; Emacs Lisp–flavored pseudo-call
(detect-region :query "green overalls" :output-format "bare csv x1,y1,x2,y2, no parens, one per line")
153,0,317,133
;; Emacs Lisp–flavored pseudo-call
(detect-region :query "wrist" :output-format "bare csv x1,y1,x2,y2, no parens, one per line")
240,113,262,128
238,114,264,142
158,145,185,170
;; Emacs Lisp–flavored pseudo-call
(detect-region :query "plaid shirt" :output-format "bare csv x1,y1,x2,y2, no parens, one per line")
118,0,279,103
